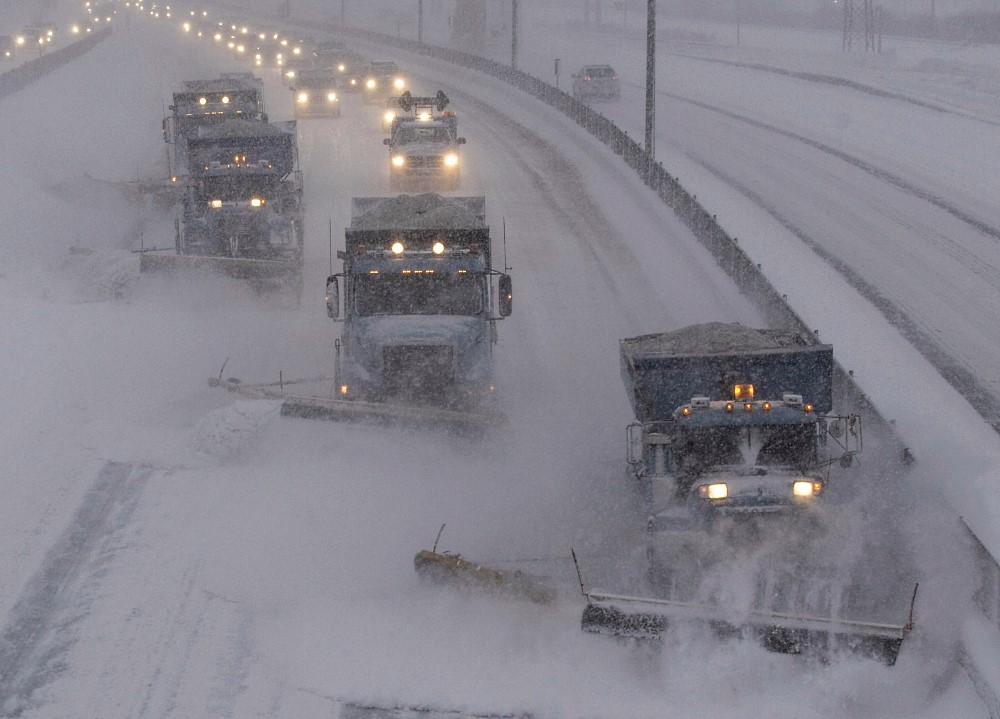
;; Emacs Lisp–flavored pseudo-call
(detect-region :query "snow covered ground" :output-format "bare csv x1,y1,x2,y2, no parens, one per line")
0,2,996,717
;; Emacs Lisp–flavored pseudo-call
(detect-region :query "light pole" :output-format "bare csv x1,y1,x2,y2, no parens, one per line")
644,0,655,156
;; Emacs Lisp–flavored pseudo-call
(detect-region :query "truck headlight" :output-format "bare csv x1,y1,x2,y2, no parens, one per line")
249,197,264,207
700,483,728,500
793,480,820,497
209,199,223,208
298,92,308,103
384,111,395,123
444,153,459,167
391,155,405,167
393,77,405,89
366,78,376,89
328,92,337,102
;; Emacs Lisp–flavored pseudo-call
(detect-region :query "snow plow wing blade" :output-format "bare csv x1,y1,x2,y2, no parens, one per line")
139,252,302,287
581,591,911,665
279,395,504,432
208,377,504,432
414,550,557,605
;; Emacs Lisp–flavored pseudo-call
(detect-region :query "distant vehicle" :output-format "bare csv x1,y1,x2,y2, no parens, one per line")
571,64,620,100
361,61,405,105
292,68,341,118
0,35,14,60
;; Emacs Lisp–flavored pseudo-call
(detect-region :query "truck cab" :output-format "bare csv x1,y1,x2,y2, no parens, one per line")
325,195,512,414
384,116,465,191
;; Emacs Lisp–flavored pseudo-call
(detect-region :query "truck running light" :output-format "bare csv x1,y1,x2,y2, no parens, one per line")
209,199,223,208
804,403,814,412
391,242,405,254
701,483,728,500
733,384,754,400
681,406,691,417
725,402,734,412
340,384,349,395
762,401,772,411
793,480,818,497
221,95,230,104
744,402,753,412
432,242,445,254
198,96,207,105
250,197,264,207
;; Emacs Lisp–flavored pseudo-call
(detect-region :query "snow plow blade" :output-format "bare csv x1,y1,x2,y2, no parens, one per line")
139,252,302,287
280,395,504,431
581,590,912,665
207,377,504,432
414,550,558,605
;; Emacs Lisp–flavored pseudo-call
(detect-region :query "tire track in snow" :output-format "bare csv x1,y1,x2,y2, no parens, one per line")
0,461,152,716
660,87,1000,248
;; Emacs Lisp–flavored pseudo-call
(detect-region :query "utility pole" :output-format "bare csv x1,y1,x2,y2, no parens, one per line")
512,0,520,69
418,0,423,43
644,0,655,156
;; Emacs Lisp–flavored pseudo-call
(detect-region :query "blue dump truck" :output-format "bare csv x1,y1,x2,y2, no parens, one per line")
580,323,915,665
314,194,511,428
142,117,303,296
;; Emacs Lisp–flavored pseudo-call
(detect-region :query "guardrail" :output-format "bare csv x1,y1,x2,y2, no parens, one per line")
0,26,114,101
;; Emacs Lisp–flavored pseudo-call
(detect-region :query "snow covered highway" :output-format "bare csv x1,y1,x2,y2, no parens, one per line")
0,2,996,717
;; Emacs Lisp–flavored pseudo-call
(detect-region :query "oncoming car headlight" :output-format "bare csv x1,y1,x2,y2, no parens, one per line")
391,155,406,167
443,153,459,167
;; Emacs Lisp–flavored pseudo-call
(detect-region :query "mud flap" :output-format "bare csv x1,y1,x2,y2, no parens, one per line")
581,590,912,665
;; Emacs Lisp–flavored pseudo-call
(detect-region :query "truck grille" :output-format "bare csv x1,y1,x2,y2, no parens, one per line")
382,344,455,402
406,155,443,170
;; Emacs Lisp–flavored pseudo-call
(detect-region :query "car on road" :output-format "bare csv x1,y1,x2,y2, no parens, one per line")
571,64,620,100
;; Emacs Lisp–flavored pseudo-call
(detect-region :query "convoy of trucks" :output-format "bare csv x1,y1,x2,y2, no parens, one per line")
139,15,914,668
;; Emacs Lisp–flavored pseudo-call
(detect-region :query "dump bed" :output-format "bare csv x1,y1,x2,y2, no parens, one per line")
621,323,833,421
186,119,298,178
346,194,490,262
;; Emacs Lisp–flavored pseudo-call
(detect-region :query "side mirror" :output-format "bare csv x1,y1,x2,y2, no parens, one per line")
457,137,466,145
325,275,340,319
498,274,512,317
383,138,391,146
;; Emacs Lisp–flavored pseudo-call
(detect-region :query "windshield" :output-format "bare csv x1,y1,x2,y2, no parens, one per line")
354,272,483,316
200,175,276,201
395,126,453,144
675,424,816,474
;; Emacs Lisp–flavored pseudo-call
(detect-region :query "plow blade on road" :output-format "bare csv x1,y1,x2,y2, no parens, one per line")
208,376,504,432
414,549,558,605
581,588,914,665
139,252,302,291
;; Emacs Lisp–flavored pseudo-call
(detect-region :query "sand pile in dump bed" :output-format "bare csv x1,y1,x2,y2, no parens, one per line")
621,322,811,356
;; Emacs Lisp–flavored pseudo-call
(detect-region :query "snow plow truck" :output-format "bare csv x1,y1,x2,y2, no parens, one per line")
580,322,916,665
